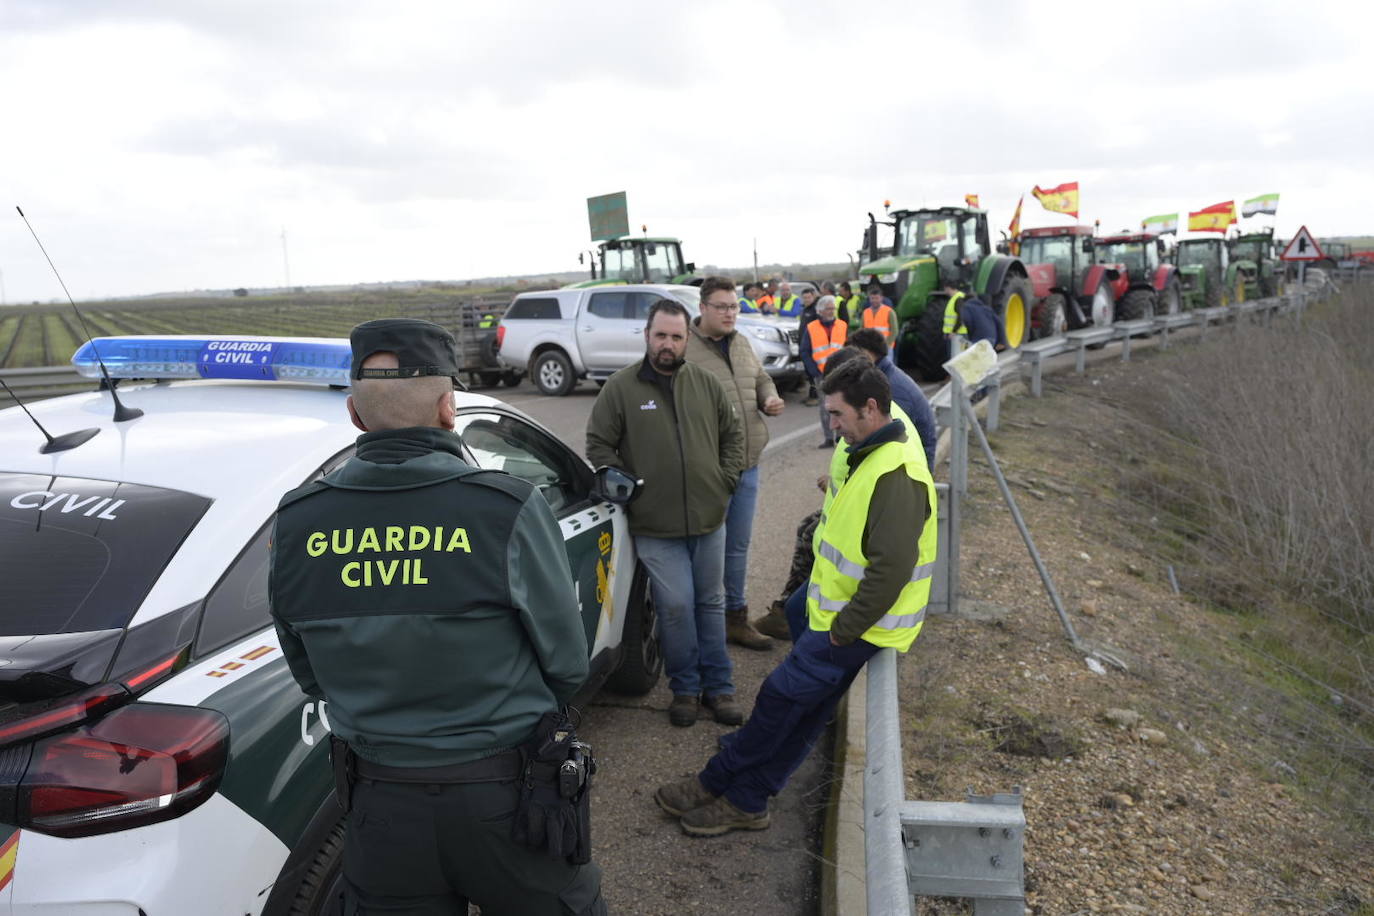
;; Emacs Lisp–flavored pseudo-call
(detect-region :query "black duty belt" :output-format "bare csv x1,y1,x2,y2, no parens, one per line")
353,748,522,784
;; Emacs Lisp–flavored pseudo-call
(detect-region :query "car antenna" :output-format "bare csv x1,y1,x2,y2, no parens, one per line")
0,376,100,453
16,206,143,422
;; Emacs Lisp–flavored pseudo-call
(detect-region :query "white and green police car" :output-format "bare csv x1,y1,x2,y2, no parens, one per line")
0,336,660,914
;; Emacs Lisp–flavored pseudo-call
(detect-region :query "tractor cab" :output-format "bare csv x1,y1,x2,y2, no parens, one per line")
1019,225,1095,292
1094,232,1165,282
572,237,698,288
865,206,991,289
1173,237,1255,308
1228,227,1274,266
1176,237,1229,273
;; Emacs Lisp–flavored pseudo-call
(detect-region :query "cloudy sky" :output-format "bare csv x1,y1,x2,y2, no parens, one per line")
1,0,1370,303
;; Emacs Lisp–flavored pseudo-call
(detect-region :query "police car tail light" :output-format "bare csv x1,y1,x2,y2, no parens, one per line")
19,704,230,839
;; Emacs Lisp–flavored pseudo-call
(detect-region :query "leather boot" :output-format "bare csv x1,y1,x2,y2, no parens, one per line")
725,607,773,651
753,600,793,641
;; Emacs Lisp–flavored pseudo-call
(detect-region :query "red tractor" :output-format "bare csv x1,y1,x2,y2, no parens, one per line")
1092,231,1183,320
1018,225,1122,338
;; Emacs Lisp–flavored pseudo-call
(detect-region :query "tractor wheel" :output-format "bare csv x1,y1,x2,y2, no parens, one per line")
902,306,949,383
1032,294,1068,339
1117,288,1155,323
1205,273,1223,308
1084,279,1115,328
994,275,1033,348
1160,279,1182,315
531,349,576,397
1260,272,1278,298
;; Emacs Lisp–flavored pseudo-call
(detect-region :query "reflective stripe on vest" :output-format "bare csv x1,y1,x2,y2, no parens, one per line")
943,292,968,335
806,434,937,651
807,319,847,371
862,304,896,340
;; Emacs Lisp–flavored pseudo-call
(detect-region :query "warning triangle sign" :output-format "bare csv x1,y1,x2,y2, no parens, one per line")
1281,226,1325,261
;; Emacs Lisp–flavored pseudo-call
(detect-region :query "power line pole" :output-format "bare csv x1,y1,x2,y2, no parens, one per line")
281,227,292,292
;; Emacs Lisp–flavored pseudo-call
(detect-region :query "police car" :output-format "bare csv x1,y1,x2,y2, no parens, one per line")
0,335,661,914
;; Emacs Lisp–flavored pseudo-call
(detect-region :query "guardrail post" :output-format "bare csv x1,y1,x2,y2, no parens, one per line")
865,649,913,916
985,372,1001,433
928,483,954,617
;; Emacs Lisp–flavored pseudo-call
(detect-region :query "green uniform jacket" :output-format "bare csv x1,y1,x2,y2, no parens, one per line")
586,357,744,539
269,427,588,768
685,318,778,469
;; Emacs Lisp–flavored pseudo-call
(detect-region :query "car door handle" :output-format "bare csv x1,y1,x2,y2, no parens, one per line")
581,326,594,332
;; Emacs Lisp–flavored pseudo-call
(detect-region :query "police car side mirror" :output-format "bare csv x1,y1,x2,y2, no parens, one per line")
592,466,642,505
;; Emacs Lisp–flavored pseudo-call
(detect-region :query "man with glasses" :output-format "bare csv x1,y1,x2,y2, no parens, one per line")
686,277,786,653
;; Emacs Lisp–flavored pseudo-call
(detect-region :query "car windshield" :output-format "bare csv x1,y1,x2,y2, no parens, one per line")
896,214,957,257
1097,241,1147,274
1020,236,1074,274
0,473,212,636
1177,243,1219,268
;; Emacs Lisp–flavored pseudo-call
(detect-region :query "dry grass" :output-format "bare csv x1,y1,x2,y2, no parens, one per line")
1107,287,1374,826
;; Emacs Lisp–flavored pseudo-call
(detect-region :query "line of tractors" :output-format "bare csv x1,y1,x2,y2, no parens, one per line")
560,203,1298,381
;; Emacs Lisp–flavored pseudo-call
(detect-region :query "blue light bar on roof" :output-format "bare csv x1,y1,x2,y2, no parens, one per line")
71,336,354,385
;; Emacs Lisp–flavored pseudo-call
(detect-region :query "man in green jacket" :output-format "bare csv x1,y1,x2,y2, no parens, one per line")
587,299,746,727
685,276,784,651
270,318,604,914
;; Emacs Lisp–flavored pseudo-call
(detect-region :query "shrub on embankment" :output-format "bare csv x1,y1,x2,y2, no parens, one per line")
1112,286,1374,825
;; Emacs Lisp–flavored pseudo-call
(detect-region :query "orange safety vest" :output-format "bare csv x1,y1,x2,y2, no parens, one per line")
862,304,897,341
807,319,848,371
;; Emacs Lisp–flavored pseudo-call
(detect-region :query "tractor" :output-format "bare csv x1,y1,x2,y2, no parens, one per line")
1092,231,1183,321
857,205,1033,381
1017,225,1121,338
566,236,701,288
1227,228,1284,297
1313,240,1352,275
1173,238,1256,309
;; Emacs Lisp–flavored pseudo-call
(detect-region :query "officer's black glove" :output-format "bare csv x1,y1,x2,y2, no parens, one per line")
512,778,580,859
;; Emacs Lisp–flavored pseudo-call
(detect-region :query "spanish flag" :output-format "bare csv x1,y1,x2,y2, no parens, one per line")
1008,195,1023,255
965,194,980,209
1032,182,1079,218
1188,201,1237,233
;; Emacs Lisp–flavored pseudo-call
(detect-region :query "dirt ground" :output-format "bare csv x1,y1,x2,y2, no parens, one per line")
897,366,1374,915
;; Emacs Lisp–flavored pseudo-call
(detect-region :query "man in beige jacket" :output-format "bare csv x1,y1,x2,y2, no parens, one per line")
686,276,786,650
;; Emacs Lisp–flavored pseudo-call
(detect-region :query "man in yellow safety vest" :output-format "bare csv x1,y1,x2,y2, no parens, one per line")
653,358,936,836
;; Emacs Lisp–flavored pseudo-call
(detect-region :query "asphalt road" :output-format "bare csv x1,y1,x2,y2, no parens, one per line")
501,374,842,916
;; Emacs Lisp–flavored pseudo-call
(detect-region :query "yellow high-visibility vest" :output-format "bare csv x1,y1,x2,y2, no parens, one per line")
943,292,968,335
808,431,936,651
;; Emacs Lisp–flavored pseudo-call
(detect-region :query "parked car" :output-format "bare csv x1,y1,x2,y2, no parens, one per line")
495,283,803,396
0,335,660,914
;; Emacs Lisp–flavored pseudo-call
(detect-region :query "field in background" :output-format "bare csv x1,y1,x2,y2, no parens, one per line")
0,262,849,369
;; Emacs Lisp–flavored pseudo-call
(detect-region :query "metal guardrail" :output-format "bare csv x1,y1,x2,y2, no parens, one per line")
862,281,1332,915
0,365,91,406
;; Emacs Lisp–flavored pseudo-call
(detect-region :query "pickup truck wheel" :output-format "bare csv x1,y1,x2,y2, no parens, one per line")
532,350,576,396
606,564,662,695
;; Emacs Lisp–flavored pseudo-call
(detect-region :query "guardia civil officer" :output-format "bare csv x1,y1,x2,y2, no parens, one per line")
269,318,605,915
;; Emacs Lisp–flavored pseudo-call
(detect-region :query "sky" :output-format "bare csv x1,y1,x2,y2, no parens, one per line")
1,0,1370,304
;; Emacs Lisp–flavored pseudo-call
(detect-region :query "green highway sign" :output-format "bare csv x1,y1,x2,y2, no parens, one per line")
587,191,629,242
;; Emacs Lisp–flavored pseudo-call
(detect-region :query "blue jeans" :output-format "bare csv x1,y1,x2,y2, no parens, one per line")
634,526,732,698
724,466,760,612
814,379,833,443
700,627,878,813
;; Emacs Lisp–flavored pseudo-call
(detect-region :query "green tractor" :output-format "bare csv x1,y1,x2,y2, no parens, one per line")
566,236,700,288
1173,238,1256,309
1228,228,1285,298
857,205,1033,381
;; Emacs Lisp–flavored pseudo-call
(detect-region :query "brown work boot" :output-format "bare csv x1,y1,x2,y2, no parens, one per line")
702,693,745,726
754,600,793,641
654,775,717,817
668,694,700,727
726,606,773,651
680,796,771,837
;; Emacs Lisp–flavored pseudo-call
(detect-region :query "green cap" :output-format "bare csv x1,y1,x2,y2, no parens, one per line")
349,318,460,381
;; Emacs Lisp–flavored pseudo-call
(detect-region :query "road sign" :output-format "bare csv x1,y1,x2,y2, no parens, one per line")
587,192,629,242
1281,226,1324,261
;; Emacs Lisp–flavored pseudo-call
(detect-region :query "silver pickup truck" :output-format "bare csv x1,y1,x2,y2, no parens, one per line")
495,283,804,396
